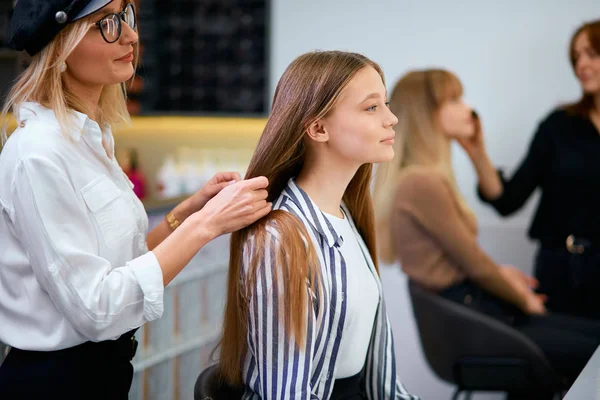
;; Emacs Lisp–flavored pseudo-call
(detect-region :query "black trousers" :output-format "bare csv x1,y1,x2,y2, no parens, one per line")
440,282,600,390
535,245,600,320
0,330,137,400
330,371,367,400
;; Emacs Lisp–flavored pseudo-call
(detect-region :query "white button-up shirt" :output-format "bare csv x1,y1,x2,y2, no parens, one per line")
0,102,164,351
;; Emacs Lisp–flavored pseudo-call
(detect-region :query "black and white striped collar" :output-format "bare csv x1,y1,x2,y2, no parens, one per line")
280,178,343,248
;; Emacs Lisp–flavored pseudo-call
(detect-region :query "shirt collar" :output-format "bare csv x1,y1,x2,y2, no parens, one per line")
281,178,343,248
18,102,90,142
81,118,115,163
18,102,114,161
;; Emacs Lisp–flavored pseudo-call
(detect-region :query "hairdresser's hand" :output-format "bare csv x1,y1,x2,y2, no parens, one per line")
189,176,272,238
457,112,486,159
185,171,243,214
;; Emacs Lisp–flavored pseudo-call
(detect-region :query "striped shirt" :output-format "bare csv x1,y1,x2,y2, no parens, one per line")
241,178,418,400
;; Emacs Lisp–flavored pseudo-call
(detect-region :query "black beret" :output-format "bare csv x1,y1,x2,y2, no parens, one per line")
5,0,112,56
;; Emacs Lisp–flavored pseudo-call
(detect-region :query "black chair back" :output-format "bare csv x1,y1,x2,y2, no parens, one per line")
194,364,244,400
408,280,559,392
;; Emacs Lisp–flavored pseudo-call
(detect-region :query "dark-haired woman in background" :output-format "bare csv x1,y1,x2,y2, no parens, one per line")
462,20,600,320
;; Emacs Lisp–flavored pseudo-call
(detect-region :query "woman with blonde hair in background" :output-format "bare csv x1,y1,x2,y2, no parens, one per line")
373,69,600,397
217,50,418,400
0,1,270,398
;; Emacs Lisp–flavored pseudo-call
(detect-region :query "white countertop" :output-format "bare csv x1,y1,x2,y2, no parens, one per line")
564,345,600,399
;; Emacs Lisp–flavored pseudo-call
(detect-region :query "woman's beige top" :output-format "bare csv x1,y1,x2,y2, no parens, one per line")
391,166,524,308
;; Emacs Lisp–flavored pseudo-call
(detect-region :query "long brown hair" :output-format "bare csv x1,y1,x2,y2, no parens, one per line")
565,19,600,117
373,69,477,263
218,51,383,385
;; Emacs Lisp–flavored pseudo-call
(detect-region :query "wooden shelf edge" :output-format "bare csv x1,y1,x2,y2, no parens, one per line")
115,116,267,136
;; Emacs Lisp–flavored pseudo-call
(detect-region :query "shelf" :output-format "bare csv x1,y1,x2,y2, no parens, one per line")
2,115,267,138
114,115,267,136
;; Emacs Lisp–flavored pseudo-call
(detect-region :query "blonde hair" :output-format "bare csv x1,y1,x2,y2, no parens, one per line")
373,69,477,263
1,8,135,144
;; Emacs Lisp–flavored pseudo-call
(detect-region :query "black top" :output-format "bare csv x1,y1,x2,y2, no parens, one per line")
478,108,600,244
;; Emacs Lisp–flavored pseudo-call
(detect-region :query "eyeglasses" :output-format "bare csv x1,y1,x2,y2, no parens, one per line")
95,3,137,44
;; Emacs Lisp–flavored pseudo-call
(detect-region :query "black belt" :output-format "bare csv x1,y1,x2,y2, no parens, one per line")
541,235,600,254
9,329,138,362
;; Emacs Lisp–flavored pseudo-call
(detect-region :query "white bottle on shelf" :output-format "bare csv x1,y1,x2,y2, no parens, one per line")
156,156,181,199
223,148,240,178
201,149,216,184
184,159,203,195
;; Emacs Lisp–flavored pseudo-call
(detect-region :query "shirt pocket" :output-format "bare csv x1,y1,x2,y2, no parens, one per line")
80,175,137,249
